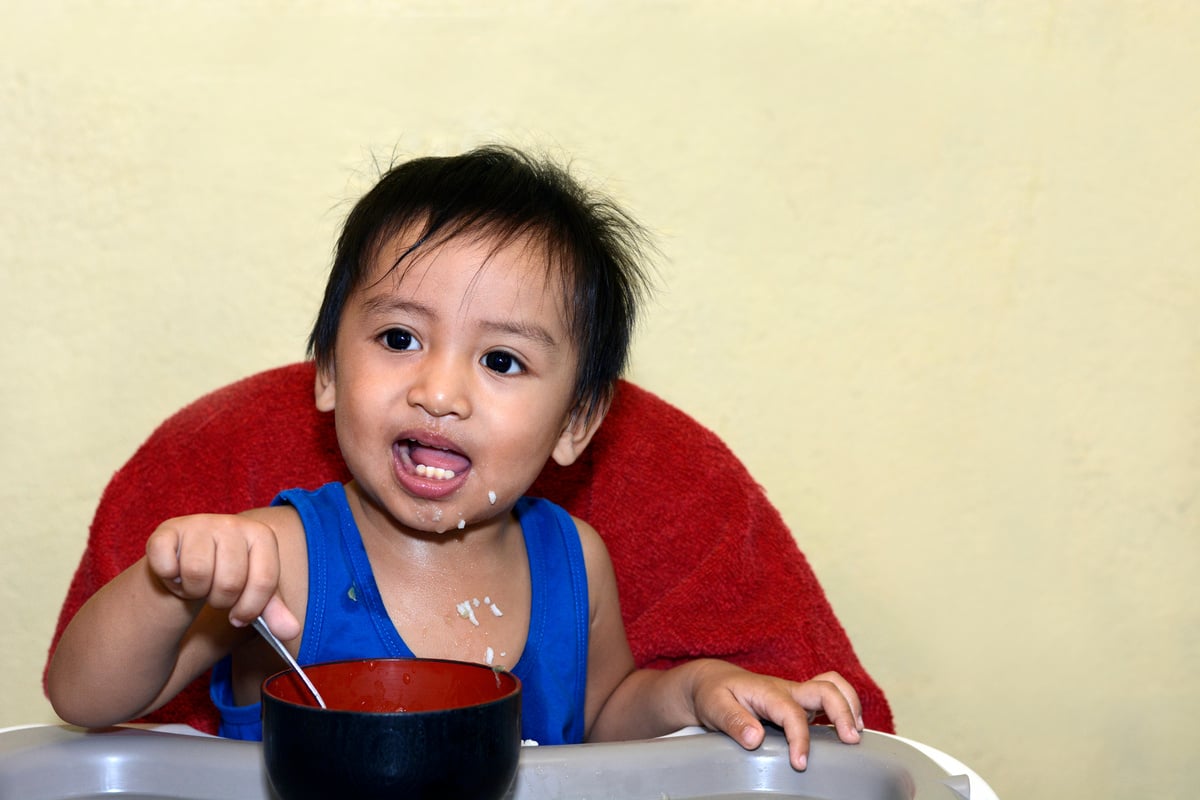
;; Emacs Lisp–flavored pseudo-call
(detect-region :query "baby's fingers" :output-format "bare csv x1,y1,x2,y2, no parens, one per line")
793,674,863,745
145,525,186,589
260,594,302,642
214,520,282,628
144,514,282,629
812,670,863,732
700,688,770,752
706,685,814,770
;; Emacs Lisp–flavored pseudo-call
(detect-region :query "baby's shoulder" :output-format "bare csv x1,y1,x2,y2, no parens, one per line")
569,515,613,569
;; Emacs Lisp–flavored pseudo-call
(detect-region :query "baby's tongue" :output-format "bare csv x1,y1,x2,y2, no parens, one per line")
408,443,471,474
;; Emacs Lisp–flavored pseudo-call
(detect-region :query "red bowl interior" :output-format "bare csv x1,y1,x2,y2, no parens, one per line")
263,658,520,713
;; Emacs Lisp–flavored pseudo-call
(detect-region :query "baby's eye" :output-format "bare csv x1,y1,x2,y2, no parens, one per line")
482,351,524,375
381,328,420,352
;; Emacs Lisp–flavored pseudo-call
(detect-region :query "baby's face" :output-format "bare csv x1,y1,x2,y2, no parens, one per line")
317,228,587,535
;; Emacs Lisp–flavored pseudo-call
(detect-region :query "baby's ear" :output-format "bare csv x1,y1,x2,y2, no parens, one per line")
550,403,608,467
314,362,336,412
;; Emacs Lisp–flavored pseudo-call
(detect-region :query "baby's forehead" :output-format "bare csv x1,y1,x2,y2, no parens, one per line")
371,224,570,287
362,225,575,321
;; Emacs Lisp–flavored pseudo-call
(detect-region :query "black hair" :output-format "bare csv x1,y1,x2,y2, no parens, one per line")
307,144,654,424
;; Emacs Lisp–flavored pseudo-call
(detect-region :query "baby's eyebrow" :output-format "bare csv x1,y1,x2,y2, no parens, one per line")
479,318,559,349
362,295,431,319
362,293,559,349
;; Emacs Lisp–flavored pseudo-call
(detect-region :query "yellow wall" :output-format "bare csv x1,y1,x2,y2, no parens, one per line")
3,3,1197,798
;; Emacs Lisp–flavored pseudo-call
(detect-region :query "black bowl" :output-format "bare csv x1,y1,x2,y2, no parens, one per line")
262,658,522,800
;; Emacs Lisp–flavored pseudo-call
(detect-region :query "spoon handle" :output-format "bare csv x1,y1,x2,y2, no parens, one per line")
252,615,327,709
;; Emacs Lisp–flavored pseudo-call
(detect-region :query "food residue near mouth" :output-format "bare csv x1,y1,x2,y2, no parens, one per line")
488,490,497,505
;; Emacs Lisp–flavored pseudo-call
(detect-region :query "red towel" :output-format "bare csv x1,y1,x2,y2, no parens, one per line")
46,362,894,734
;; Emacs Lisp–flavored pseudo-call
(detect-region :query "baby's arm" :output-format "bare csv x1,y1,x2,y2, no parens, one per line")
45,509,297,728
577,520,862,771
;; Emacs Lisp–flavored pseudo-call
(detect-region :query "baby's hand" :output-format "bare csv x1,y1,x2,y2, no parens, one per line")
145,514,299,638
688,661,863,771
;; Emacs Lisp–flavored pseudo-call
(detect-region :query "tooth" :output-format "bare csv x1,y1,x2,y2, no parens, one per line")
414,463,457,480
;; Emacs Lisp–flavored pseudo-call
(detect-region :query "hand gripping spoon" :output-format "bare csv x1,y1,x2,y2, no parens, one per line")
252,615,327,709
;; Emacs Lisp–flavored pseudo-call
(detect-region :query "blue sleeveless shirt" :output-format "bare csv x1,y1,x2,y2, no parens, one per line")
210,482,589,744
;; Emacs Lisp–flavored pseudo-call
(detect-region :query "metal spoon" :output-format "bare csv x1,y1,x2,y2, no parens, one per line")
252,615,327,709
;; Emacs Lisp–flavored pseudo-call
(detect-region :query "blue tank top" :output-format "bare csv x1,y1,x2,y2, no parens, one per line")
211,482,589,744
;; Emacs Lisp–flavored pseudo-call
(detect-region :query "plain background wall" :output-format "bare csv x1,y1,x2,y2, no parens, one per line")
3,3,1197,798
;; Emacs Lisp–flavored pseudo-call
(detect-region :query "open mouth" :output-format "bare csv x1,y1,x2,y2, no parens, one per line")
397,438,472,481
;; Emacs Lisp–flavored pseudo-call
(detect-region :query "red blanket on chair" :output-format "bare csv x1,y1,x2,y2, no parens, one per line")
46,363,894,734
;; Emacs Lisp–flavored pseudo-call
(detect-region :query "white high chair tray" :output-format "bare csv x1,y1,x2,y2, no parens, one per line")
0,723,992,799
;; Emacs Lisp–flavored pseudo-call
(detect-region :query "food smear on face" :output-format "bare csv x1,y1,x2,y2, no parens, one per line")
488,490,497,505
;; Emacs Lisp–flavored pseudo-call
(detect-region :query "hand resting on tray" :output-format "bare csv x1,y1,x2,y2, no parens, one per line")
589,659,863,771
